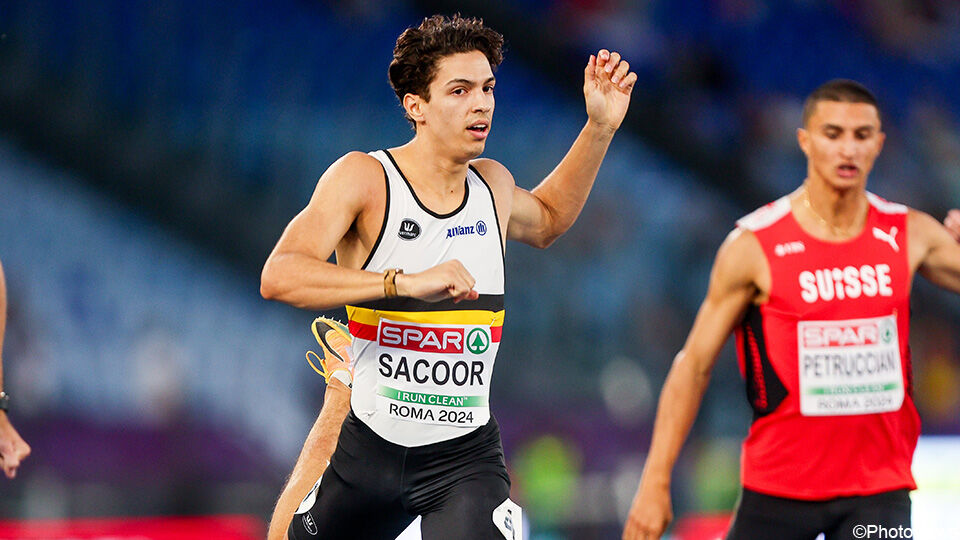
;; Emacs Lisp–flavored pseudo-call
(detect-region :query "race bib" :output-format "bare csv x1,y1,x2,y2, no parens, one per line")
797,314,904,416
374,317,495,427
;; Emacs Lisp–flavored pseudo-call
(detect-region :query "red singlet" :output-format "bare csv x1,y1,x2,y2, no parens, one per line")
733,192,919,500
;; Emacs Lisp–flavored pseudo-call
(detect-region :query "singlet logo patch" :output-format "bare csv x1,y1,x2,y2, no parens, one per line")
380,321,464,353
467,328,490,354
872,226,900,252
879,319,895,344
301,513,318,535
446,221,488,239
399,219,421,240
774,241,805,257
447,225,474,238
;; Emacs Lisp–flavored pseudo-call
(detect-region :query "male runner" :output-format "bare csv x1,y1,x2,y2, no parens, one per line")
622,80,960,540
260,14,636,539
0,258,31,479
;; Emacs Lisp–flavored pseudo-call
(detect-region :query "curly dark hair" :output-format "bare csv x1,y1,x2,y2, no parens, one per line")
389,14,504,125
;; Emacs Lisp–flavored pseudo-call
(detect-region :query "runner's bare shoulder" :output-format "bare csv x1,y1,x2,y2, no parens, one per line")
311,151,387,213
323,151,386,191
719,227,764,267
714,227,767,294
469,158,515,190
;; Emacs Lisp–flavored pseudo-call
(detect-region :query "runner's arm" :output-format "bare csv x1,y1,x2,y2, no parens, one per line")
912,209,960,294
267,380,352,540
261,153,478,309
0,259,5,393
0,259,31,479
260,152,388,310
623,229,761,540
505,50,636,248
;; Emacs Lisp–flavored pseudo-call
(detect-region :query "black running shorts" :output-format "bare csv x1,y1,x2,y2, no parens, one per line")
726,487,911,540
289,410,513,540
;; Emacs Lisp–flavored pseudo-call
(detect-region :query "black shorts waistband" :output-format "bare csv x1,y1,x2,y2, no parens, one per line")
742,487,911,505
344,409,501,456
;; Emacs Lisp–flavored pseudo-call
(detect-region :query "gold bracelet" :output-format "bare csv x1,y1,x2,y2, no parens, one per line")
383,268,403,298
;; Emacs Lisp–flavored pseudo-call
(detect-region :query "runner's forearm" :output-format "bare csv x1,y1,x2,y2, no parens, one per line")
642,351,712,485
529,120,616,243
267,382,352,540
261,254,386,310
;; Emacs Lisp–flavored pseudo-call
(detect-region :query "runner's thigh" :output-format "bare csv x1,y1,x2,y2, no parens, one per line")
825,490,911,540
726,489,829,540
289,411,414,540
288,466,415,540
419,475,511,540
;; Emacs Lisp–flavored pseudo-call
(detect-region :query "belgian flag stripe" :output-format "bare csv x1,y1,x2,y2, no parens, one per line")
349,321,379,341
347,306,505,327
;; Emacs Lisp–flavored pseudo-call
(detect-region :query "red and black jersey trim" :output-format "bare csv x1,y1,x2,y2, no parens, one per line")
739,305,788,421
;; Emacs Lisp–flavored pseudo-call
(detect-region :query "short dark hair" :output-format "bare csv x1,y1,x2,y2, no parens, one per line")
388,14,504,125
802,79,880,127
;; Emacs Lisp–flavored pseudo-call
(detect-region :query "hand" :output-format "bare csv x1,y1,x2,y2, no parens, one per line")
396,260,479,303
622,478,673,540
0,413,30,479
945,209,960,242
584,49,638,133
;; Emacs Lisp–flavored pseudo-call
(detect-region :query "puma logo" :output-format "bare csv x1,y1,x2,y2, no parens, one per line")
872,226,899,252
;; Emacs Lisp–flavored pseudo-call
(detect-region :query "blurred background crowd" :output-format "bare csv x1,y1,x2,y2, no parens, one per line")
0,1,958,538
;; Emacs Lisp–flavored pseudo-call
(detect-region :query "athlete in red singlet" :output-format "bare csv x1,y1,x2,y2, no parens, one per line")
623,80,960,540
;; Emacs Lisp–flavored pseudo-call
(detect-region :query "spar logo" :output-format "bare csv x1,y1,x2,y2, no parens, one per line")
879,320,895,344
467,328,490,354
801,320,894,348
380,322,464,353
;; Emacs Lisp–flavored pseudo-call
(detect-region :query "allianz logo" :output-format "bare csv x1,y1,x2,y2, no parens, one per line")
446,220,488,239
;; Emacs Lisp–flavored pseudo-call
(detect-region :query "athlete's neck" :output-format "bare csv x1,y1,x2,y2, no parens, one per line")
793,180,868,239
390,137,473,197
